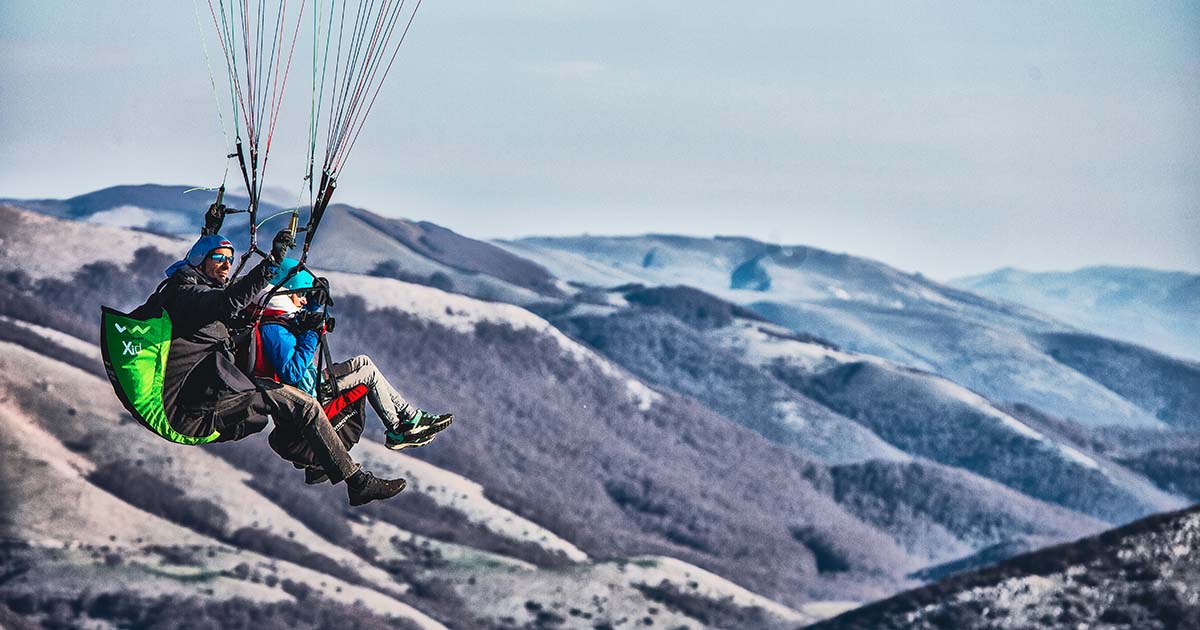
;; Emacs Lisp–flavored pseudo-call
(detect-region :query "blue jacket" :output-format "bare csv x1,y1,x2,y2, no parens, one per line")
259,321,319,396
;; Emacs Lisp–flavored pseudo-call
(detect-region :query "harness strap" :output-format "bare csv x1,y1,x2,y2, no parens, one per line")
317,325,341,404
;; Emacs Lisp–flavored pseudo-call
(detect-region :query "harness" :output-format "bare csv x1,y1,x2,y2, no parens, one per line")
236,305,368,433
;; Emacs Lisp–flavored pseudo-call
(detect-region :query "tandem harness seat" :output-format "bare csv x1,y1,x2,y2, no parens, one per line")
237,305,370,451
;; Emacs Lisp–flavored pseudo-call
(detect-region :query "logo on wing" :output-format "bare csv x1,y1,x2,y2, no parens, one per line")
114,323,151,335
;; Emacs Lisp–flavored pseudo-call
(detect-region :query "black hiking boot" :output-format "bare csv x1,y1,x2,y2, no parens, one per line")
347,470,407,506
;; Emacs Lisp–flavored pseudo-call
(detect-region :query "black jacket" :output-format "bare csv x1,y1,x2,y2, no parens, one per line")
160,260,276,433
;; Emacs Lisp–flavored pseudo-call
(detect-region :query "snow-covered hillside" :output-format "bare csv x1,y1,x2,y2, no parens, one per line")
1,207,900,625
0,205,184,281
501,234,1174,430
0,336,819,629
711,319,1185,522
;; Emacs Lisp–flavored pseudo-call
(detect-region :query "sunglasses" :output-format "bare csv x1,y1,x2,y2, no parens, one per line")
207,253,235,264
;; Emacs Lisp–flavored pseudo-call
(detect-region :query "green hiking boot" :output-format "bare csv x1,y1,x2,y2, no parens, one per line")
384,427,437,450
385,411,453,450
403,411,454,436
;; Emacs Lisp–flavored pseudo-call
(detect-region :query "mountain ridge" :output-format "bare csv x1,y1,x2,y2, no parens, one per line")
951,265,1200,361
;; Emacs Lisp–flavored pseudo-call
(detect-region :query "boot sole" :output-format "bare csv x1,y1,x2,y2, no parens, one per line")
385,434,437,450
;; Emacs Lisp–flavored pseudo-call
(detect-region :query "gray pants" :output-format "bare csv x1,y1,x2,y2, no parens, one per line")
259,380,361,483
200,381,362,484
327,354,414,432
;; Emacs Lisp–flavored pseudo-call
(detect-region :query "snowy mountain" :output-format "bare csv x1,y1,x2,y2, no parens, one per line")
951,266,1200,362
3,190,1198,628
546,284,1186,526
500,235,1182,430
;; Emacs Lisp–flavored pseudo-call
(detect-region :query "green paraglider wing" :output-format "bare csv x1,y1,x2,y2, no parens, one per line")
100,306,220,445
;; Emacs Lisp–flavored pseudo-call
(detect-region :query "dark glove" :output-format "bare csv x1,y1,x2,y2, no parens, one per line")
311,276,332,306
293,309,325,332
270,229,295,265
201,203,227,236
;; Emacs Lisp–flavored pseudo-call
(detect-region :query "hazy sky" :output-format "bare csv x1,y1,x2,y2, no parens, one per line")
2,2,1198,279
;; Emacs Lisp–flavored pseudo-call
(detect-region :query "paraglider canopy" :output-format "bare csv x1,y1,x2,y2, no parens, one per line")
197,0,426,268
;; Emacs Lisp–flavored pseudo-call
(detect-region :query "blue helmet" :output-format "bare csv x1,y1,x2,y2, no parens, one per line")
165,234,235,277
270,258,315,291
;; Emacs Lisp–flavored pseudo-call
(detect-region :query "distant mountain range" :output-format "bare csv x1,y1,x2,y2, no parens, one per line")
501,235,1196,430
2,185,1197,628
951,266,1200,362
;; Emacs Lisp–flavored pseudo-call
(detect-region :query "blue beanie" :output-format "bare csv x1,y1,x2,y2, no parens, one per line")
165,234,235,277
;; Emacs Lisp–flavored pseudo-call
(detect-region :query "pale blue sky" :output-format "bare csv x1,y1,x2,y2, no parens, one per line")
2,1,1198,278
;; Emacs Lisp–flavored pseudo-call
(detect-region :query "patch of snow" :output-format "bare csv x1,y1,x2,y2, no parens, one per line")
894,281,957,308
625,380,655,411
16,543,444,626
353,442,589,562
0,380,97,481
704,323,912,463
0,349,212,549
772,398,911,463
775,401,811,431
928,376,1103,471
709,321,869,373
604,291,631,307
551,277,578,296
492,240,647,288
86,205,193,234
566,303,621,318
799,601,863,619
